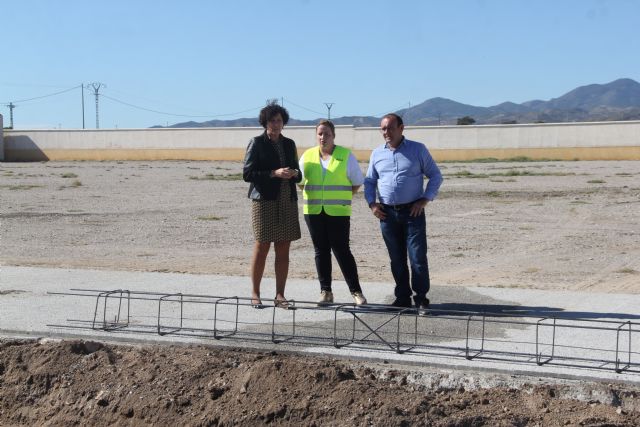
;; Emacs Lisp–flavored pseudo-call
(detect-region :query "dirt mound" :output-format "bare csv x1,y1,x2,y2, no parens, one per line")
1,339,638,426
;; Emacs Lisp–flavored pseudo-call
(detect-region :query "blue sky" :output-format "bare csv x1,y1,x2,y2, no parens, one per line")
2,0,638,129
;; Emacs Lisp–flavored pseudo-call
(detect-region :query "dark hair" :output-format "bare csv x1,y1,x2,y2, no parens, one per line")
315,119,335,137
382,113,403,127
259,102,290,128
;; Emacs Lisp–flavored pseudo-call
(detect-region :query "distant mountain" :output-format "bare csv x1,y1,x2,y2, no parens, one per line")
153,78,640,128
545,78,640,110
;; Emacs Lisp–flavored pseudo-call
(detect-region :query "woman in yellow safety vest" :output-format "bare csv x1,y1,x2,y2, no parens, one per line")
299,120,367,306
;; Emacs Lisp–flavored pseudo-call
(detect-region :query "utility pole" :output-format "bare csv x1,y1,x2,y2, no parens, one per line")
88,82,105,129
81,84,85,129
6,102,16,128
324,102,334,120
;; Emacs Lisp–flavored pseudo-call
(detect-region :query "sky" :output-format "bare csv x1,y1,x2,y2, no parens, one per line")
2,0,639,129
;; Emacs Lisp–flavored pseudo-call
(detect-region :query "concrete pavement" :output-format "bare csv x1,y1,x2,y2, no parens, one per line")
1,265,639,384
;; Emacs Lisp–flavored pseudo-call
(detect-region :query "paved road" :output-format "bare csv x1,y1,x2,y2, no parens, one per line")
1,266,639,384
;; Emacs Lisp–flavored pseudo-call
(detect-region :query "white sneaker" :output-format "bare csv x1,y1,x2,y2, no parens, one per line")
318,290,334,305
351,292,367,306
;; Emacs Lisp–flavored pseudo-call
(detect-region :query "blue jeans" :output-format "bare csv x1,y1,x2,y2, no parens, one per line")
379,205,430,304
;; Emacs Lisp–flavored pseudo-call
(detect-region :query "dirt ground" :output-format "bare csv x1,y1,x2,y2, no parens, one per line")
1,339,639,426
1,159,640,425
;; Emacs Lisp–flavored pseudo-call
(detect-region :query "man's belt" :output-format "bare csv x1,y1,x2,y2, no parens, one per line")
381,202,414,211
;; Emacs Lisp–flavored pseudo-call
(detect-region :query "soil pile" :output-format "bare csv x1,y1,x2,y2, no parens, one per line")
1,339,638,426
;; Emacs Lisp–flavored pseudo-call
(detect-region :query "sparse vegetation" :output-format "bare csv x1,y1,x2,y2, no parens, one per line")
1,184,43,190
70,180,82,187
587,179,606,184
616,268,638,274
446,169,575,178
448,170,488,178
442,156,561,163
190,173,243,181
61,172,78,178
197,215,224,221
456,116,476,125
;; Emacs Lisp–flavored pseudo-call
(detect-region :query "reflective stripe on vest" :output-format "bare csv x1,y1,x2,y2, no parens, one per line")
302,145,353,216
303,199,353,205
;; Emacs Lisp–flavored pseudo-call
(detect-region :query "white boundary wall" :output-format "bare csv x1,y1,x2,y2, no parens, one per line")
3,120,640,161
0,114,4,161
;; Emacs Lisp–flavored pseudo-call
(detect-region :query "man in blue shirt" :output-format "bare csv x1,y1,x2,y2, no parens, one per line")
364,113,443,311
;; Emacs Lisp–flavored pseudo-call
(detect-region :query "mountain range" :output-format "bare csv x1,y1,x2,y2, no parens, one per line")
157,78,640,128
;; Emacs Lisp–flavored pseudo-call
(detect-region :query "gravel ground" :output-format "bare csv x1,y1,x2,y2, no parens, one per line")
1,159,639,293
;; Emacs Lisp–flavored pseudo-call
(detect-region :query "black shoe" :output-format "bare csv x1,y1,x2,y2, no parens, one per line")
391,299,412,309
416,298,430,315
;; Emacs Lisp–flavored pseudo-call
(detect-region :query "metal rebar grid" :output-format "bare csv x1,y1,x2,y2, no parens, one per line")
47,288,640,374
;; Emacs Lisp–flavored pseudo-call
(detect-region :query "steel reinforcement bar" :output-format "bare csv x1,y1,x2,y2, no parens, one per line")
47,288,640,374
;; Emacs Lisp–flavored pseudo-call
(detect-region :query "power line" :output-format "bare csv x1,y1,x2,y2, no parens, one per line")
1,85,80,104
105,88,228,116
100,93,263,118
282,98,324,116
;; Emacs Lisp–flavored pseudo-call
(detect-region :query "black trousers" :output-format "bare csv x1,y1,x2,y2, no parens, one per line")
304,211,362,293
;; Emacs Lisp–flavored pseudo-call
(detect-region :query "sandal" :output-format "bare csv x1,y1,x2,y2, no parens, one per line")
274,298,290,310
251,296,264,309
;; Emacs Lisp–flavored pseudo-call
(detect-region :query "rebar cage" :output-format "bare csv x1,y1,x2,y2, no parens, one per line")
47,288,640,375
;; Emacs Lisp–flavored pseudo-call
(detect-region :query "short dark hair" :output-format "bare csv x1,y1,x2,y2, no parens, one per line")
259,102,290,128
382,113,403,127
315,119,335,136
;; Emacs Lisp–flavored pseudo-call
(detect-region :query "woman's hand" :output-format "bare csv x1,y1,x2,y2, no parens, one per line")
272,167,298,179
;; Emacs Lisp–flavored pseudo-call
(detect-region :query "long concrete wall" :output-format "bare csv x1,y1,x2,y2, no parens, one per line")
0,114,4,161
3,120,640,161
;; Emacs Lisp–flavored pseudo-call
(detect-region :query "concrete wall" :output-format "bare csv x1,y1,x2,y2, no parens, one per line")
3,120,640,161
0,114,3,161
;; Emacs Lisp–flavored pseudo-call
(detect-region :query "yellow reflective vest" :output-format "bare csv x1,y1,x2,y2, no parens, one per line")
302,145,353,216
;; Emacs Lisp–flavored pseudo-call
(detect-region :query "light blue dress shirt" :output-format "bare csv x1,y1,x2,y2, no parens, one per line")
364,137,443,206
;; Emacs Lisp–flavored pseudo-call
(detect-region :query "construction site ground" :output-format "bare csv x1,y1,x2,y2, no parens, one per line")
1,159,640,425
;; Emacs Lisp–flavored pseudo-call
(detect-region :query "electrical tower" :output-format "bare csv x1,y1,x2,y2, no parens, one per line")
6,102,16,128
87,82,105,129
324,102,334,120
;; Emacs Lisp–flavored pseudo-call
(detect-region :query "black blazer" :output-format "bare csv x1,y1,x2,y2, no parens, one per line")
242,132,302,200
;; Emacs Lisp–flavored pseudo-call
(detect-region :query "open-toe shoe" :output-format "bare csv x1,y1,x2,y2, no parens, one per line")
274,298,290,309
251,296,264,309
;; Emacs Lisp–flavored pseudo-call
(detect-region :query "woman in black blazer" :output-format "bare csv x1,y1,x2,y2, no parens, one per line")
243,102,302,309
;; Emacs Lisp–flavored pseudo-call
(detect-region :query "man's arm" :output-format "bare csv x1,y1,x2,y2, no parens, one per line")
408,145,442,217
420,146,443,202
347,152,364,194
364,155,378,206
364,153,386,219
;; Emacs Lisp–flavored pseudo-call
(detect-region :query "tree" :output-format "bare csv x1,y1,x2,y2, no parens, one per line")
457,116,476,125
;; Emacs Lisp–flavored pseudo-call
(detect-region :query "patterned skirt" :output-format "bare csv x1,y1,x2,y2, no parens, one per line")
251,183,301,243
